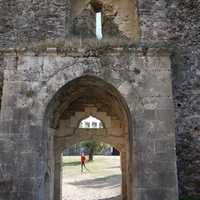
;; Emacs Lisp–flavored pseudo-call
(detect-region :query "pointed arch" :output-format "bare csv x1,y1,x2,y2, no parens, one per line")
42,75,137,200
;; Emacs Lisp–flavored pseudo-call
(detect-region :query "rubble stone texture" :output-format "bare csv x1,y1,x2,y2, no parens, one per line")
0,0,199,199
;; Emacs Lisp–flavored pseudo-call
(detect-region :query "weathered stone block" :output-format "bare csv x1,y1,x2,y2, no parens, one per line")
136,161,161,172
26,126,42,139
136,139,154,153
138,188,177,200
0,192,11,199
111,119,120,128
2,164,18,179
70,116,78,127
9,120,23,134
57,128,74,136
18,154,38,178
85,107,97,117
0,179,13,192
54,165,61,180
144,109,155,120
157,109,174,121
137,172,157,187
157,97,173,109
0,121,9,134
2,81,14,95
154,139,175,153
96,112,106,120
160,161,177,172
59,120,70,128
95,129,107,136
10,192,32,200
0,140,11,152
1,106,13,120
156,121,175,133
13,81,29,94
107,127,122,136
142,97,158,109
0,152,6,165
75,112,85,121
156,172,177,187
104,116,111,128
14,178,34,192
13,107,29,120
154,151,176,162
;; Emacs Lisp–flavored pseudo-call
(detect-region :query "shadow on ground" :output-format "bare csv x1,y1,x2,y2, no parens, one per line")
68,174,121,189
99,195,121,200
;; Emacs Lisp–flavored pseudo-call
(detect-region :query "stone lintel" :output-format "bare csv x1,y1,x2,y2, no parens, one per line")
70,116,78,127
96,112,106,121
56,128,74,137
75,112,85,121
59,120,70,128
0,47,172,57
107,127,123,136
104,116,111,128
85,107,97,117
111,119,120,128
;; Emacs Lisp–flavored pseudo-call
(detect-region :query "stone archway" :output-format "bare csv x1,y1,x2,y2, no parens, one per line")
0,48,178,200
44,75,132,200
55,109,128,199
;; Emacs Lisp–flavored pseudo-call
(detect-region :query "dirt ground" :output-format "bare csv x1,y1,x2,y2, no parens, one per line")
62,156,121,200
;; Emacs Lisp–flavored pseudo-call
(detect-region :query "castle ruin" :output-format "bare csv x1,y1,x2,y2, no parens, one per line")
0,0,199,199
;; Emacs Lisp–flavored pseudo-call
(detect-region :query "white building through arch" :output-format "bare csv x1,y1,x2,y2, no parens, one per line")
79,116,103,128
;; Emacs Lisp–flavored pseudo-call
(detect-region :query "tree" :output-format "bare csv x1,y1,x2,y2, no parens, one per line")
79,141,109,161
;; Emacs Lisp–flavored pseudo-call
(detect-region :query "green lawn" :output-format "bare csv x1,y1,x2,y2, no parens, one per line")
62,155,121,180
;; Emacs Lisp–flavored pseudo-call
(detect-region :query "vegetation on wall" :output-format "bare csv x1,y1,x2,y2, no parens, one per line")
179,195,200,200
24,89,35,98
133,67,140,75
28,37,168,53
22,37,183,82
171,46,183,82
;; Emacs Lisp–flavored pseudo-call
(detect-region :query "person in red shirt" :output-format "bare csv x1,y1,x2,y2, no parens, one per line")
81,153,89,172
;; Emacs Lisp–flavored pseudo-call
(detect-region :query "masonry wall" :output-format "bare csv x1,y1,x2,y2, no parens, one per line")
110,1,196,195
0,48,178,200
138,0,200,195
0,0,199,196
0,0,71,47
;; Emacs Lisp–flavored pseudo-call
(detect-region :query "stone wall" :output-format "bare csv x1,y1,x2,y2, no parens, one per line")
0,54,3,110
137,0,200,195
170,1,200,195
0,0,199,197
0,47,177,200
0,0,71,47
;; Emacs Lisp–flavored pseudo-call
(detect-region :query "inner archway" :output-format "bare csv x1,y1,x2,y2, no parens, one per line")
44,75,132,200
62,142,121,199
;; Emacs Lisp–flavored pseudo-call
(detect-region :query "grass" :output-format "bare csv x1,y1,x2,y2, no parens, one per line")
26,36,171,53
171,46,183,82
62,155,121,180
62,155,121,199
179,196,200,200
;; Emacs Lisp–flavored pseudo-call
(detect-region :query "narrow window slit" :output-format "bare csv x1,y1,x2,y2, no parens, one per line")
96,12,102,39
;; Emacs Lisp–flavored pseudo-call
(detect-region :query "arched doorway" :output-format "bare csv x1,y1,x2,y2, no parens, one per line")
43,75,132,200
1,48,178,200
62,142,121,199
